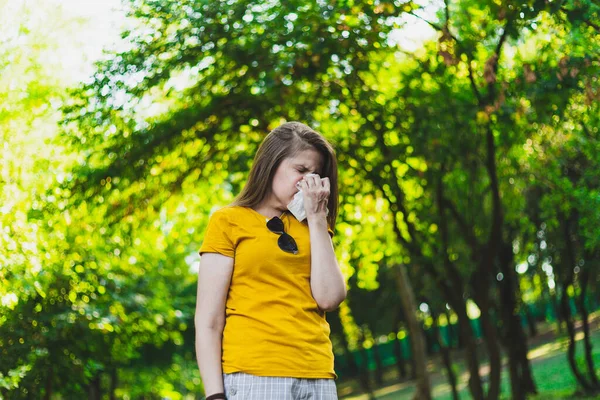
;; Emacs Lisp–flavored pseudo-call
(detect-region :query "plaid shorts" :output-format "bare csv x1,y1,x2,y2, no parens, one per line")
223,372,338,400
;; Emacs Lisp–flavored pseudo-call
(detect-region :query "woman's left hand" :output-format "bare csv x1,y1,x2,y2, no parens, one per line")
299,174,329,221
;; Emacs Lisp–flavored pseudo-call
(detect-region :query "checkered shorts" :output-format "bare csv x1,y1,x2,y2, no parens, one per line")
223,372,338,400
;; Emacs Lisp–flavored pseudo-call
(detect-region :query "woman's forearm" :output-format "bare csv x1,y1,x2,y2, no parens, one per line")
195,323,225,396
308,216,347,311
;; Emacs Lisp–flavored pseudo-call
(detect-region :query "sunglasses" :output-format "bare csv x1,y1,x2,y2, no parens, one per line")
266,216,298,254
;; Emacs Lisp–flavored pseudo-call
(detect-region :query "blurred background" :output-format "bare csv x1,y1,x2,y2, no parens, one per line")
1,0,599,399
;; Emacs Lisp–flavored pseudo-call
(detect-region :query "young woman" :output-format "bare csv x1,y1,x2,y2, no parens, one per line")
195,121,346,400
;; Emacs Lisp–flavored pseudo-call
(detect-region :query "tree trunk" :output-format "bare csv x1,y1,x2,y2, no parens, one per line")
560,282,593,392
524,307,538,337
500,306,537,400
88,373,102,400
576,268,600,389
408,336,417,380
433,265,485,400
393,318,407,379
497,304,519,399
517,336,537,395
436,180,484,400
43,367,53,400
394,265,432,400
335,313,360,379
110,367,118,400
505,346,522,400
473,294,502,400
561,217,595,393
498,239,537,398
552,291,564,334
394,339,407,379
372,342,384,386
422,325,435,355
431,308,459,400
343,345,360,378
442,279,484,400
444,310,456,348
342,338,360,379
356,330,376,400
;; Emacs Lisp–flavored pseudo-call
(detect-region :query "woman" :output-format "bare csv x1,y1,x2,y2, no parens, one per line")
195,121,346,400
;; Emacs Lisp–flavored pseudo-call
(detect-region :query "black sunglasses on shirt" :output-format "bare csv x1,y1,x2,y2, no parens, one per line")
266,216,299,254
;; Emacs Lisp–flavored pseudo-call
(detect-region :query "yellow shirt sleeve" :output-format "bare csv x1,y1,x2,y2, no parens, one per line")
199,209,235,258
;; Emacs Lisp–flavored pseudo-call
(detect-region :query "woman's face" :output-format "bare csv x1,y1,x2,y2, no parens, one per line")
270,148,324,208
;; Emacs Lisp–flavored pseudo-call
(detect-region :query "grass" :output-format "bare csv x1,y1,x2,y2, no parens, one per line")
338,313,600,399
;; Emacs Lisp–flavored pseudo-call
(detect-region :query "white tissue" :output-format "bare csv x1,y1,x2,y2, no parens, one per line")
287,174,329,221
287,189,308,221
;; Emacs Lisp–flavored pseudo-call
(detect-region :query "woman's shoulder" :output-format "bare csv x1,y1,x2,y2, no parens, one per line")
209,205,250,220
207,206,257,233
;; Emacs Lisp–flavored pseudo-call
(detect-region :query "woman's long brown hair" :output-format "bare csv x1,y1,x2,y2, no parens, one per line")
231,121,339,230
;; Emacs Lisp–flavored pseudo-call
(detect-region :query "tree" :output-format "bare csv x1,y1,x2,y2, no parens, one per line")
61,0,434,397
5,0,599,397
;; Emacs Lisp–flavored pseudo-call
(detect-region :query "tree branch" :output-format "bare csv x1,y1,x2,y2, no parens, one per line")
486,18,512,103
560,6,600,32
352,75,423,249
442,195,478,249
407,10,460,43
468,61,483,104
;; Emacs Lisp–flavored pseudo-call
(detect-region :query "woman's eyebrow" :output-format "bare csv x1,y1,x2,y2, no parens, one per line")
296,164,318,172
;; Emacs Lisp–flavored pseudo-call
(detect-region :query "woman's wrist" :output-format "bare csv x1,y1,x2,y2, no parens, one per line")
307,213,328,227
206,392,226,400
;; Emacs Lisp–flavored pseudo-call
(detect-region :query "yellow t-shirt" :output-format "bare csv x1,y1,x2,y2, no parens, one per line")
199,205,336,379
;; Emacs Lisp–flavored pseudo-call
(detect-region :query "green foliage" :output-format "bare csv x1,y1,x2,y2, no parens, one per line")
2,0,600,397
